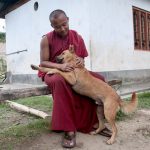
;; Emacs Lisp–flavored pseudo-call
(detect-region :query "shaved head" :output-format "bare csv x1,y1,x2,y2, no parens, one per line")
49,9,67,22
49,9,69,37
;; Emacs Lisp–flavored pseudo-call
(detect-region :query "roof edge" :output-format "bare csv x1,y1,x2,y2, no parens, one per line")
0,0,30,18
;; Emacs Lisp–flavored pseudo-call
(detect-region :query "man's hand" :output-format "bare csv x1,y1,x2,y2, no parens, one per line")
59,63,74,72
76,57,85,68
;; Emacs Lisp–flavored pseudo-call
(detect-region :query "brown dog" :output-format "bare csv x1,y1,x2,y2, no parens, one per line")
31,45,138,144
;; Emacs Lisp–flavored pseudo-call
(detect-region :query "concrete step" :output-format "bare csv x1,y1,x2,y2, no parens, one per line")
0,81,150,101
117,82,150,96
0,83,50,101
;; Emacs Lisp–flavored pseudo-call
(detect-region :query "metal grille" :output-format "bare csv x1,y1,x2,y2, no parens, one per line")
148,14,150,50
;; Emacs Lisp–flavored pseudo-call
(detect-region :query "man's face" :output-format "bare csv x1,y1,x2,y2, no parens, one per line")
51,14,69,37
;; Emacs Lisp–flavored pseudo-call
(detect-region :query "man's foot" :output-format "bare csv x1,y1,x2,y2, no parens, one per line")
99,127,112,137
62,132,76,148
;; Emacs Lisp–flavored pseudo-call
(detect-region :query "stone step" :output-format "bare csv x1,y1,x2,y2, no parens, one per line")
0,84,50,101
0,81,150,101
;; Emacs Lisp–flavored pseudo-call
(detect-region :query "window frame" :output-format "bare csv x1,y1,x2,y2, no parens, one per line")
133,6,150,51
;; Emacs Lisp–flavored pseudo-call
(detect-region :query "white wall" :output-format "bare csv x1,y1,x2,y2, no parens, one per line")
90,0,150,71
5,0,150,75
6,0,90,74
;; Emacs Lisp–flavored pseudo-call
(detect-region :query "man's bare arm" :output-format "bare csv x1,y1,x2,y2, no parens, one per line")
40,36,74,72
40,36,61,69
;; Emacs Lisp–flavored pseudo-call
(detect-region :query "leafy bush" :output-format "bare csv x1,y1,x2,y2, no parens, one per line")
0,32,6,43
0,57,6,72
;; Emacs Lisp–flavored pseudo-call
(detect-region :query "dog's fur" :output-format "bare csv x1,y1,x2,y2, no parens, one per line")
31,46,138,144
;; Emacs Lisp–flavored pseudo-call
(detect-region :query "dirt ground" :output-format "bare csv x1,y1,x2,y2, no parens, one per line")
14,110,150,150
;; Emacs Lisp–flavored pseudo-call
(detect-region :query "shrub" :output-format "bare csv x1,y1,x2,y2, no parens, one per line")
0,32,6,43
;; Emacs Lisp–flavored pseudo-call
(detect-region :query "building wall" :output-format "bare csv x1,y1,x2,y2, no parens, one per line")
5,0,150,76
5,0,90,75
90,0,150,71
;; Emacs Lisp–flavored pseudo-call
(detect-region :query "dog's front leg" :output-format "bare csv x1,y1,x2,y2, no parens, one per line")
31,65,76,85
47,69,76,85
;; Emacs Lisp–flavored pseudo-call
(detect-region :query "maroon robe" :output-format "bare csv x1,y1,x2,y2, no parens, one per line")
39,30,105,133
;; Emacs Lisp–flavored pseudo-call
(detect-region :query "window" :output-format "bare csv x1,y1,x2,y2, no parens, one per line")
133,7,150,51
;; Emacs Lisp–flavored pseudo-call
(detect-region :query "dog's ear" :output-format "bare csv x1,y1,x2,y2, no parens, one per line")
69,44,75,53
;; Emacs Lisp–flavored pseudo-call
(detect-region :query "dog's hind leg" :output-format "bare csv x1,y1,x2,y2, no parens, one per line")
106,119,117,145
90,105,105,135
104,101,118,144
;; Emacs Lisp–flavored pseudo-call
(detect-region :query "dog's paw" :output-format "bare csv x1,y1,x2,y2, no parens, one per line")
90,131,97,135
47,71,54,74
106,139,115,145
47,69,58,75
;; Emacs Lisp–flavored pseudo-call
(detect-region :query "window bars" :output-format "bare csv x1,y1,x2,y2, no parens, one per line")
133,7,150,51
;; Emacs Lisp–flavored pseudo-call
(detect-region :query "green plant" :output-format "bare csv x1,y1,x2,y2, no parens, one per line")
0,32,6,43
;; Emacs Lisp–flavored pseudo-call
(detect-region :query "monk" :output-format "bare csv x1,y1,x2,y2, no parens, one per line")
39,9,111,148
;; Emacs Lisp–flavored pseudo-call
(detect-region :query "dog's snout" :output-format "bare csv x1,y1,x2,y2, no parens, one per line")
56,56,64,63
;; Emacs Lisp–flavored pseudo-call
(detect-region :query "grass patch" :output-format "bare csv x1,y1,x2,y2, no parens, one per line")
15,95,53,112
116,92,150,121
0,95,52,149
124,92,150,109
0,119,49,137
0,119,49,149
0,92,150,148
116,110,128,121
137,92,150,109
0,102,7,109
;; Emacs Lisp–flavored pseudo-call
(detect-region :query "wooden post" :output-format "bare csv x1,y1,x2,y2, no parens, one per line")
5,100,51,120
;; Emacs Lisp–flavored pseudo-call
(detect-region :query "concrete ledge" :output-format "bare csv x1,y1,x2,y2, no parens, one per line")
6,69,150,86
118,82,150,96
0,81,150,101
0,84,50,101
100,69,150,85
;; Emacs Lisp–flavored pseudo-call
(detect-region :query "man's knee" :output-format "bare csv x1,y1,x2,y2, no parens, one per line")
44,74,66,86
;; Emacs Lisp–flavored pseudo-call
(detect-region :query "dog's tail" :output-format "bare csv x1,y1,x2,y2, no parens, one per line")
31,64,40,70
120,92,138,114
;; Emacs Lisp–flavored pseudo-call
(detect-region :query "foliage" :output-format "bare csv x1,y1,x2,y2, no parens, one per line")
116,92,150,121
137,92,150,109
0,32,6,43
0,95,52,149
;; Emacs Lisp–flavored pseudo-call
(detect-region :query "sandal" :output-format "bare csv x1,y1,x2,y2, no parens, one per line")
62,132,76,148
99,127,112,137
